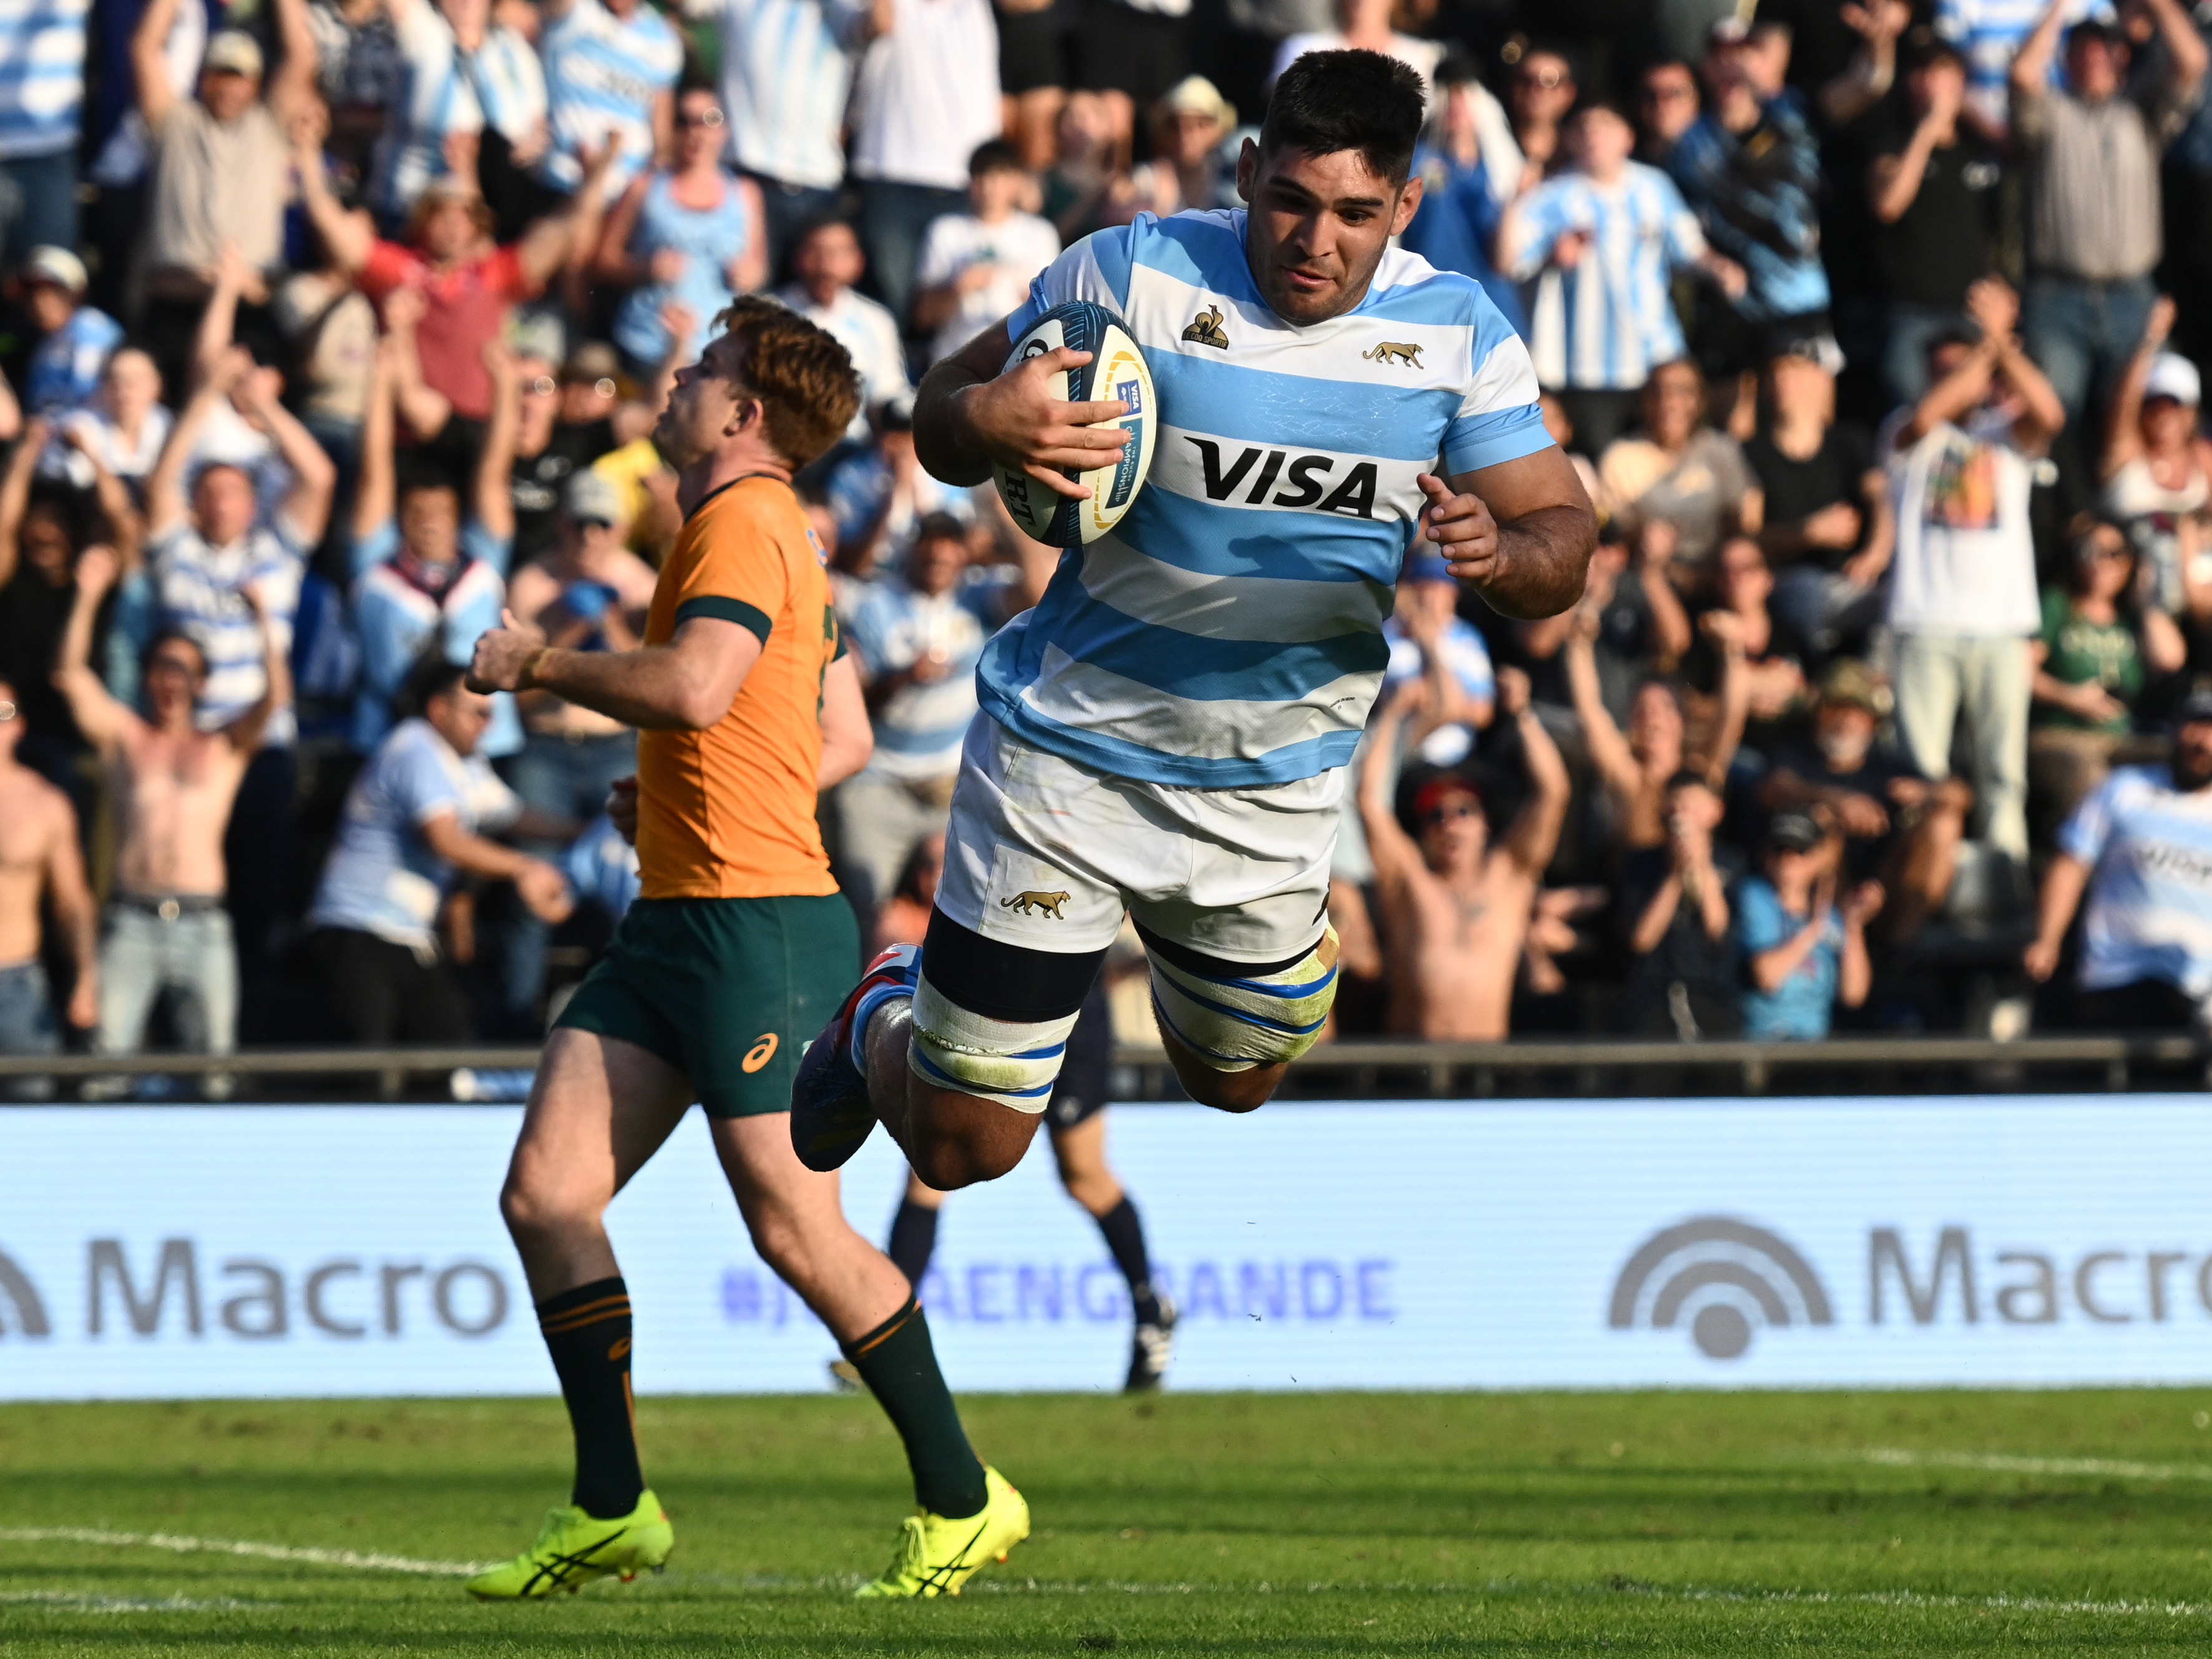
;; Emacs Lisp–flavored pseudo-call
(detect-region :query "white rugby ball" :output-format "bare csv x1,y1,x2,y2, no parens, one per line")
992,301,1158,547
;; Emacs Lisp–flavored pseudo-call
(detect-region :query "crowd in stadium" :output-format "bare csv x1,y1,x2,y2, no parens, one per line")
1,0,2211,1087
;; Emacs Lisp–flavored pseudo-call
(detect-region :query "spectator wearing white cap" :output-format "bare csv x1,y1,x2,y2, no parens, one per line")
1122,76,1239,218
0,0,91,267
18,248,121,419
132,0,320,391
2100,295,2212,614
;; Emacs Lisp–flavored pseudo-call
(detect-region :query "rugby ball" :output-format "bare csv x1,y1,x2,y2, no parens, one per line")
992,301,1158,547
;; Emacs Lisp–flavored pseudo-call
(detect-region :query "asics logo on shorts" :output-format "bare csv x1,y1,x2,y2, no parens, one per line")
741,1033,779,1072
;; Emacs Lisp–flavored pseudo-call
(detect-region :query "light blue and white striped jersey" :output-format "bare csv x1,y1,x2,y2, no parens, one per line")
989,209,1550,790
1936,0,2093,134
372,0,547,223
2058,763,2212,999
149,517,308,743
1507,164,1704,392
718,0,866,191
845,568,1010,780
0,0,88,161
349,518,521,756
539,0,685,198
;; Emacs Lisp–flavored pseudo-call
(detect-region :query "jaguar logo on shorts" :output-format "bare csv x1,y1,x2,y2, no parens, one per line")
741,1033,779,1073
1000,889,1073,919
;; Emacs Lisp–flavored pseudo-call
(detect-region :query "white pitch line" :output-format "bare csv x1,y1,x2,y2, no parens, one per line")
1844,1448,2212,1483
0,1588,248,1613
0,1526,487,1577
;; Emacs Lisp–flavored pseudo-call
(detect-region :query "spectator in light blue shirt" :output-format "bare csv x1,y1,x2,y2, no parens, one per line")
1381,552,1495,770
829,510,1016,911
1502,102,1745,458
0,0,90,265
1735,809,1883,1038
19,247,122,416
305,658,573,1042
346,331,520,756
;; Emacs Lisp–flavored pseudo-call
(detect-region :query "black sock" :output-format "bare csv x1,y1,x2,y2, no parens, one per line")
886,1198,939,1286
537,1277,645,1520
841,1294,988,1519
1096,1197,1161,1324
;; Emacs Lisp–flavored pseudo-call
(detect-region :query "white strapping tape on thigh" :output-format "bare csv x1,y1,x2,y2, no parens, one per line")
907,972,1082,1115
1148,927,1339,1074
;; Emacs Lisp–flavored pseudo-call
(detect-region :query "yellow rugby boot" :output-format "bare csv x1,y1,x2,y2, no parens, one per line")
854,1466,1030,1598
464,1489,673,1599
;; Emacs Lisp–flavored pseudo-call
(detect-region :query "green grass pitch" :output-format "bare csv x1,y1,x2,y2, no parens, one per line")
7,1389,2212,1655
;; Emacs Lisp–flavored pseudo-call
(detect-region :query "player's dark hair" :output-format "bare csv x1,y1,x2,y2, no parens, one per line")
968,138,1026,179
1260,50,1426,186
710,295,863,470
402,652,469,718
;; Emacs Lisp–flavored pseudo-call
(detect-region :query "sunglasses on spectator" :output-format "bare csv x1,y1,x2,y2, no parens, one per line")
523,375,557,396
0,699,15,722
1519,69,1570,89
678,107,725,129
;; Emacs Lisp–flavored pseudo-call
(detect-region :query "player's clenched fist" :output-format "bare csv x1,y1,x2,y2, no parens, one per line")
468,608,548,693
1416,472,1500,581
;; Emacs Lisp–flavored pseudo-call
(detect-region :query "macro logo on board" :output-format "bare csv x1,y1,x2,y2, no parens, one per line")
0,1246,52,1337
1610,1216,1833,1359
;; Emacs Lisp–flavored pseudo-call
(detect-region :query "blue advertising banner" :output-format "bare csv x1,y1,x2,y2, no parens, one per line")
3,1097,2211,1398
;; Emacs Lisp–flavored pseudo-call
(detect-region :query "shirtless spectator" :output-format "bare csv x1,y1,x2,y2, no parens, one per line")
0,676,95,1092
52,545,288,1075
1567,600,1746,853
1359,667,1572,1040
1759,657,1971,944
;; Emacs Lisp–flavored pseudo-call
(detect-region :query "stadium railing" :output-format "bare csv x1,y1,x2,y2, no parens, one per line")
1,1033,2205,1099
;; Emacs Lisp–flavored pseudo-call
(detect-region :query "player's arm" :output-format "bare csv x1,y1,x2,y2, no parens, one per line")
817,652,874,788
467,608,763,730
1497,668,1570,879
41,788,97,1029
914,317,1131,500
1421,444,1597,620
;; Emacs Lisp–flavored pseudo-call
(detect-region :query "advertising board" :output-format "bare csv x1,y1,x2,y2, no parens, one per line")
4,1098,2211,1397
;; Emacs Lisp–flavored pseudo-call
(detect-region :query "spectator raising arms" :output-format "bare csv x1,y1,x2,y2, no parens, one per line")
536,0,685,203
1617,766,1741,1036
2010,0,2207,424
1359,668,1572,1040
0,673,95,1085
1735,809,1882,1040
144,347,336,737
2027,688,2212,1028
349,326,522,755
298,125,615,441
132,0,320,393
51,544,287,1074
373,0,551,232
2100,297,2212,614
1883,276,2065,858
595,90,766,372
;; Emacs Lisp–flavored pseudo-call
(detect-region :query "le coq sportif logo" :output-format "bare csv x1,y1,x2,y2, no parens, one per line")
1610,1216,1834,1359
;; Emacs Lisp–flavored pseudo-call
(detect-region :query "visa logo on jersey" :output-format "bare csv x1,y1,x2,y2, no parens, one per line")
1181,438,1380,519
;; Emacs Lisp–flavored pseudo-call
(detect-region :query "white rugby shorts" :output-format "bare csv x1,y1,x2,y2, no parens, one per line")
934,714,1341,962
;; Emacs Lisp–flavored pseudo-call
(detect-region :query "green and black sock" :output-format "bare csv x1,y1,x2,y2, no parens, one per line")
841,1293,988,1519
537,1276,645,1520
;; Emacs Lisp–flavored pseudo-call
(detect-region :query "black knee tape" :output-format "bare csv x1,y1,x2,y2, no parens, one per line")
922,906,1107,1022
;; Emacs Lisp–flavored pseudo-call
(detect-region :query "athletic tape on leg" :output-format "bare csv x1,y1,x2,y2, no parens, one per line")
1148,927,1339,1073
907,972,1081,1114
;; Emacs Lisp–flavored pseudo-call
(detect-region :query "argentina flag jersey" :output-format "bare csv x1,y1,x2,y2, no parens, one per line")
983,208,1549,790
